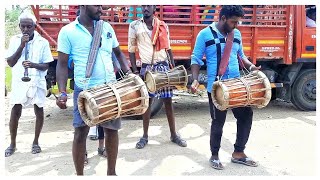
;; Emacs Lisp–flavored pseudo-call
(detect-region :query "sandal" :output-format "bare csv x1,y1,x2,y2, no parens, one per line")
5,146,16,157
209,158,224,170
31,144,41,154
98,148,107,158
170,135,187,147
136,137,148,149
231,157,258,167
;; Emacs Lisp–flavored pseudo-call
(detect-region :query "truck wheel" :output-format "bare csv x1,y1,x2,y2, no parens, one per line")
291,69,316,111
150,98,164,117
129,98,163,120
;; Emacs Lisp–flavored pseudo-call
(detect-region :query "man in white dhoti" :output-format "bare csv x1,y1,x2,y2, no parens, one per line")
5,10,54,157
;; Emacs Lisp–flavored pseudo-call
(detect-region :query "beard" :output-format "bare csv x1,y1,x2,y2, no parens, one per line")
223,23,233,33
90,14,101,21
86,9,101,21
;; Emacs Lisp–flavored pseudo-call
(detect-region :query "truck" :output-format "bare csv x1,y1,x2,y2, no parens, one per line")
31,5,316,116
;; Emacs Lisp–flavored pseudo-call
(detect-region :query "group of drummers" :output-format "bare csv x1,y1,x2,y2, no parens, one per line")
6,5,271,175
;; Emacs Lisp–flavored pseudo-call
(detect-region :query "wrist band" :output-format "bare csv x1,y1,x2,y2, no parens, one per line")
60,91,67,97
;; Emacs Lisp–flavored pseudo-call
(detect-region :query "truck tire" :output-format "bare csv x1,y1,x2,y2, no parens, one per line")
150,98,164,117
291,69,316,111
129,98,164,120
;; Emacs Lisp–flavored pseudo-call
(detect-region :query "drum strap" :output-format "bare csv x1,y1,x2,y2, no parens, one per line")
107,83,122,118
85,20,104,79
209,27,245,79
218,30,234,77
165,49,174,69
209,26,221,80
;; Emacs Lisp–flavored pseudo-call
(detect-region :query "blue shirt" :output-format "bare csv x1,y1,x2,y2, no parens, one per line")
191,22,247,93
57,17,119,89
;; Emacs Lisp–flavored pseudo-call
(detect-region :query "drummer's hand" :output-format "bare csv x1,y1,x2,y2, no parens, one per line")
56,92,67,109
190,80,199,94
249,64,261,71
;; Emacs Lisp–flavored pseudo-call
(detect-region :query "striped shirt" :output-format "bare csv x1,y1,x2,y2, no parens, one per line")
191,22,247,93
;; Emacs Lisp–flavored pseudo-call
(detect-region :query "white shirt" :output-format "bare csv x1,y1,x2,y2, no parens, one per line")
306,16,316,27
128,18,171,64
6,31,54,107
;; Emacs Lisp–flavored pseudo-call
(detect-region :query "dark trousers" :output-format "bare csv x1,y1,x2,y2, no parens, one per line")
208,92,253,156
97,125,104,140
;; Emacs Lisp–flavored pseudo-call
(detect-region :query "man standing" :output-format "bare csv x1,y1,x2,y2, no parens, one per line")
190,5,260,170
306,7,316,27
5,11,54,157
128,5,187,149
56,5,130,175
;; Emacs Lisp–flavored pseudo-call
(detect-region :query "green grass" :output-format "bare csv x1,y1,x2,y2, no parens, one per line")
5,65,73,94
5,65,12,91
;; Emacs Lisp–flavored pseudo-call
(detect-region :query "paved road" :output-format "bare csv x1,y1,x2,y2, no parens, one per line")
4,93,317,176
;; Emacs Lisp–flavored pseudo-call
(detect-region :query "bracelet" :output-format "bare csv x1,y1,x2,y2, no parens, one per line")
60,91,67,97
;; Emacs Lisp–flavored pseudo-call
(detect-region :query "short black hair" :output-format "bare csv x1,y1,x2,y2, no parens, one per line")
219,5,245,20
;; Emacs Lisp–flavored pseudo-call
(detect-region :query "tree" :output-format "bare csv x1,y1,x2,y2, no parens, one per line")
5,6,32,48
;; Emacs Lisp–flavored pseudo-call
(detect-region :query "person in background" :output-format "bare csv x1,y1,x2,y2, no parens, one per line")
128,5,187,149
306,7,316,27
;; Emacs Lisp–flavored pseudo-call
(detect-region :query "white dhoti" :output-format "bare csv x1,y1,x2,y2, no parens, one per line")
6,31,54,109
10,79,47,108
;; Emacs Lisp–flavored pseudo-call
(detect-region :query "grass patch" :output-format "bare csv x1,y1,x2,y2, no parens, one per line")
5,65,12,91
5,65,73,94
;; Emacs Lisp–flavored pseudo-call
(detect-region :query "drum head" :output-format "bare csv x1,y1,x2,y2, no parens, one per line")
145,71,156,93
211,81,229,111
78,91,99,127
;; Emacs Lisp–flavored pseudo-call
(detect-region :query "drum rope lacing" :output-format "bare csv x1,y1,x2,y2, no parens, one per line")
107,83,122,118
238,75,251,106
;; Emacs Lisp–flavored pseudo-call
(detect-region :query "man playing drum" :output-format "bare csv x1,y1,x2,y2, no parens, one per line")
190,5,260,170
56,5,130,175
5,11,54,157
128,5,187,149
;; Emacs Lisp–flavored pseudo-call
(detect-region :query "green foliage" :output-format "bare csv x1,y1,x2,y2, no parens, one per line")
5,6,32,48
5,66,12,92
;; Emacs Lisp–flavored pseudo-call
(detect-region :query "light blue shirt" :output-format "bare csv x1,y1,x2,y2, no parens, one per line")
191,22,247,93
57,17,119,89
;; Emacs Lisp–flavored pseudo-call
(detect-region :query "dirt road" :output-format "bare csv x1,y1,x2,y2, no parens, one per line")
4,92,317,176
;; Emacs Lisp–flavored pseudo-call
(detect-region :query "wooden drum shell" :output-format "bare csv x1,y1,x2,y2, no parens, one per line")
211,70,271,111
78,74,149,127
144,65,188,93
